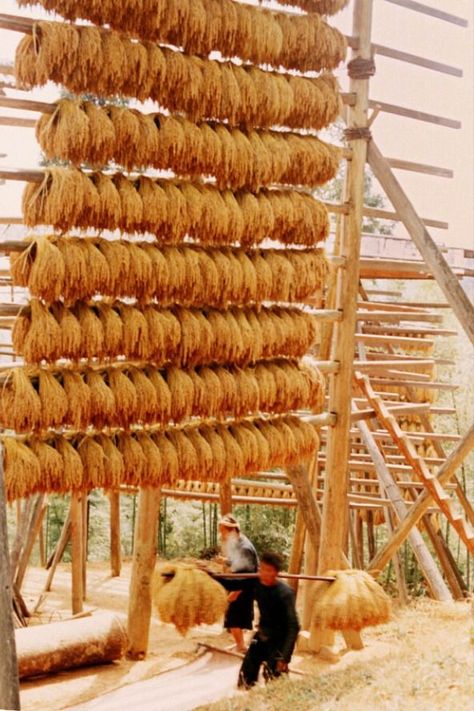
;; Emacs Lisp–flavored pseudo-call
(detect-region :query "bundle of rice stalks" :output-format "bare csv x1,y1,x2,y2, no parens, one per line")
22,169,332,247
13,300,62,363
14,238,326,308
77,435,107,488
310,569,392,632
0,368,42,432
55,436,84,490
273,0,349,14
3,438,42,501
19,0,346,72
152,562,228,635
37,100,342,191
16,21,342,131
30,438,64,492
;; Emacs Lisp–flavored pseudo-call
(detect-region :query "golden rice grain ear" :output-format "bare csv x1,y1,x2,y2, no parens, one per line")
74,303,105,359
79,239,111,298
3,438,42,502
146,369,171,424
154,114,186,171
0,368,42,432
26,237,65,303
157,309,182,361
206,249,232,306
62,371,91,430
199,426,226,482
38,99,90,165
150,431,177,484
109,105,141,167
165,366,194,423
114,174,143,233
90,172,122,230
196,366,223,418
117,433,148,486
176,308,212,368
232,366,260,416
54,437,84,491
120,304,150,359
96,304,123,358
30,437,65,493
300,362,326,412
97,435,124,488
49,304,80,360
9,239,35,288
15,34,38,89
233,251,257,303
242,310,263,363
36,21,80,85
229,422,258,474
141,306,165,363
248,249,273,302
95,239,130,297
254,363,278,411
136,433,162,487
12,308,31,358
187,427,214,474
78,436,107,489
229,309,254,364
286,417,319,461
86,371,116,429
83,101,115,166
244,421,271,470
128,369,158,424
127,242,155,302
213,367,238,414
41,168,88,231
68,25,102,92
108,369,138,429
38,370,68,430
166,429,199,481
52,238,85,304
263,251,294,302
24,300,62,364
93,29,128,97
218,426,245,479
123,41,149,102
161,182,190,243
141,243,170,303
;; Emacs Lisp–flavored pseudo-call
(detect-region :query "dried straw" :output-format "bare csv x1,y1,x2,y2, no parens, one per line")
310,569,392,632
0,368,42,433
3,438,42,502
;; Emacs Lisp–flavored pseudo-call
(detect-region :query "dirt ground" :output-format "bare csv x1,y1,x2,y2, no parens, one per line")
18,561,473,711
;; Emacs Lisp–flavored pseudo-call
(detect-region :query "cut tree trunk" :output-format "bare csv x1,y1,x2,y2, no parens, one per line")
16,612,127,679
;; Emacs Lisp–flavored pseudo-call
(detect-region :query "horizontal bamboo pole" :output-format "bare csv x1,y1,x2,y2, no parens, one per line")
383,0,468,27
368,377,458,391
355,310,443,322
362,324,457,337
368,99,461,129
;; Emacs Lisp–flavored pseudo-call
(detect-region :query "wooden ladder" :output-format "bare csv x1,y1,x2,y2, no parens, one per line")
356,373,474,554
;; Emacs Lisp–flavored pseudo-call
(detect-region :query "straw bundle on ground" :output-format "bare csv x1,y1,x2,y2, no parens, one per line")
19,0,346,73
36,99,341,190
22,169,332,246
310,569,392,632
13,301,318,366
2,415,319,499
11,237,329,307
16,21,342,131
152,563,228,635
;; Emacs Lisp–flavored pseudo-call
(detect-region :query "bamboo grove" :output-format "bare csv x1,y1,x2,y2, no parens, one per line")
3,0,348,501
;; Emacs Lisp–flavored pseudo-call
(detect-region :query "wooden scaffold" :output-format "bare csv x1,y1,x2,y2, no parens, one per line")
0,0,473,705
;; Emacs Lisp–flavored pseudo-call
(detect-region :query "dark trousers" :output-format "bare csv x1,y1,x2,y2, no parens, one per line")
238,633,289,688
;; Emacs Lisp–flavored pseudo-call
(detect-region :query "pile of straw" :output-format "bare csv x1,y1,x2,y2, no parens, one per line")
16,22,342,130
0,360,325,432
3,415,319,500
152,563,228,635
18,0,346,73
12,301,318,365
311,569,392,632
11,237,329,306
37,99,342,190
274,0,349,14
22,169,332,245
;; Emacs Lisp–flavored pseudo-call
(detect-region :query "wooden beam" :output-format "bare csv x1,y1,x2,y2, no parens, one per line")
0,446,21,710
386,157,453,179
219,479,233,515
355,332,434,347
369,423,474,574
367,140,474,345
362,204,448,229
70,492,84,615
362,324,457,337
382,0,468,27
127,487,160,660
368,99,460,129
355,414,451,600
372,42,462,77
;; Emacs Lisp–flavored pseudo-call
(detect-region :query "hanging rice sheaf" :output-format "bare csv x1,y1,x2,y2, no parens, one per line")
18,0,346,73
2,415,319,500
37,99,342,190
12,301,319,366
22,169,333,245
15,22,342,131
310,569,392,631
0,360,325,433
152,563,228,635
273,0,349,15
11,237,329,307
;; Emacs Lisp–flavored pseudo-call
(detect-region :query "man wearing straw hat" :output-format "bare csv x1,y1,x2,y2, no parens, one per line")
218,514,258,653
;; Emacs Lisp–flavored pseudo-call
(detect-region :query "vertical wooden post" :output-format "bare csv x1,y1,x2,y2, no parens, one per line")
82,494,88,600
0,451,21,711
15,494,47,591
287,507,306,593
70,492,84,615
127,487,160,660
219,479,233,516
318,0,374,575
110,491,122,577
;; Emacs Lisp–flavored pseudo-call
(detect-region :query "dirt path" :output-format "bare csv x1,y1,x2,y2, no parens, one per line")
66,651,241,711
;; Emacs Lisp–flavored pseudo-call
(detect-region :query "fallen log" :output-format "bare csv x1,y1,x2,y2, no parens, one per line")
15,612,127,679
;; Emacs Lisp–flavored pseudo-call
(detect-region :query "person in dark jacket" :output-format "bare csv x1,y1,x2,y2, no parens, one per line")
238,551,300,689
218,514,258,653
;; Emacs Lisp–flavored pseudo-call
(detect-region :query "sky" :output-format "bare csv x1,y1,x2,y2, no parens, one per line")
0,0,473,250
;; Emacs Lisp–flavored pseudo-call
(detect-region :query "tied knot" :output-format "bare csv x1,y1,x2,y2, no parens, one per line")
347,56,376,80
343,127,372,142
